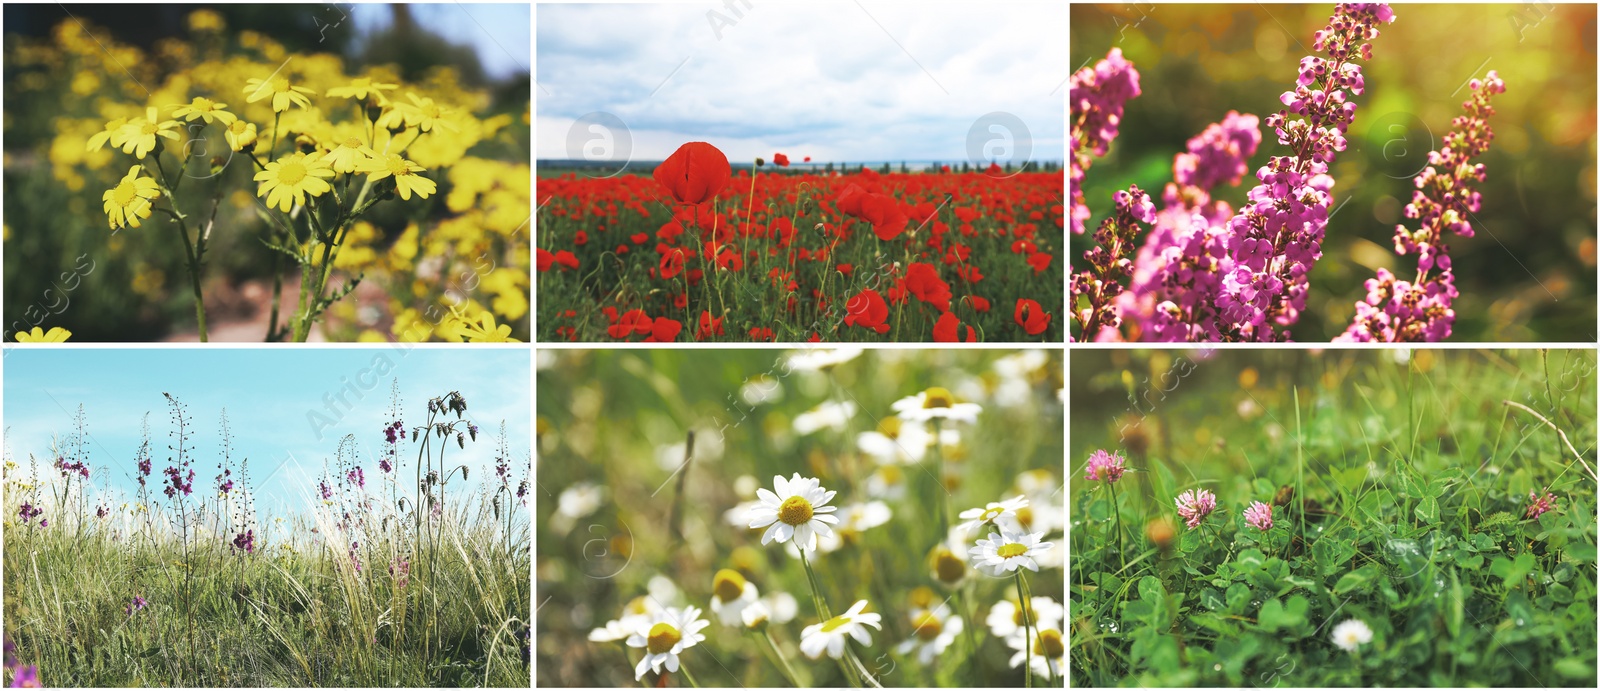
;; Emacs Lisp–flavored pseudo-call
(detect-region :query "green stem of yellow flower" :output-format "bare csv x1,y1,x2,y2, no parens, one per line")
269,110,281,159
150,152,209,343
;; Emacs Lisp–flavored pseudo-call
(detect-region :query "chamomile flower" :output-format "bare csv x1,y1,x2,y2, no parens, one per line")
785,347,862,371
709,569,760,626
102,165,161,230
895,604,963,665
113,107,181,159
986,596,1065,639
171,97,236,126
326,76,398,102
1007,625,1064,680
13,327,71,343
625,605,709,681
357,152,437,200
243,75,316,112
254,152,335,212
799,599,882,660
1331,618,1373,652
856,416,959,465
747,473,839,551
969,530,1053,577
956,495,1029,535
892,387,983,424
793,400,857,435
588,595,659,642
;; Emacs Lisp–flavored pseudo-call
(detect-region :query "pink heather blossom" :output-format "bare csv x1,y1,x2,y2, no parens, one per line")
1070,185,1156,340
1339,70,1504,342
1244,501,1274,531
1174,489,1218,529
1525,490,1557,519
1085,449,1127,484
1070,48,1142,236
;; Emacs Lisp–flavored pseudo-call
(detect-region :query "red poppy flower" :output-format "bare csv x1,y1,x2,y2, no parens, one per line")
554,250,580,271
933,311,978,343
653,142,731,205
536,248,554,272
1027,252,1053,275
986,162,1002,175
859,193,909,242
696,310,725,340
574,230,589,246
660,248,687,280
1015,299,1051,336
904,262,952,312
843,289,890,334
836,183,868,217
965,295,991,312
631,232,650,244
607,309,653,339
1011,239,1037,254
645,317,682,342
774,152,790,167
837,263,853,276
803,156,812,162
749,327,774,341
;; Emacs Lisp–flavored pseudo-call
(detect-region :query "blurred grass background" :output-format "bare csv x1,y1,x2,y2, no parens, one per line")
535,349,1064,687
1072,3,1597,341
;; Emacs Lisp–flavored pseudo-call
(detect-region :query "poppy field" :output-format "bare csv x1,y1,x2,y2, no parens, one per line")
1,354,532,687
1069,348,1598,686
535,348,1065,686
535,143,1064,343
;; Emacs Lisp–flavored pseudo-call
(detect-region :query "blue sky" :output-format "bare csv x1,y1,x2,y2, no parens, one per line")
536,1,1066,164
352,3,530,82
2,347,530,515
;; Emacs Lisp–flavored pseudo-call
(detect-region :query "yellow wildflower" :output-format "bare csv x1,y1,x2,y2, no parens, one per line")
254,152,335,212
243,75,316,112
171,96,237,126
327,76,398,103
103,164,161,229
112,107,181,159
14,326,72,343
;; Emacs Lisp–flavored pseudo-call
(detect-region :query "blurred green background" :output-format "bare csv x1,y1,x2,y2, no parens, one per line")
1072,3,1597,342
536,349,1064,687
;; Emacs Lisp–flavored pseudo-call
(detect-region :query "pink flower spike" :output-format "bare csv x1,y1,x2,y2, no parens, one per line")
1244,501,1274,531
1085,449,1126,484
1526,490,1557,519
1175,489,1217,529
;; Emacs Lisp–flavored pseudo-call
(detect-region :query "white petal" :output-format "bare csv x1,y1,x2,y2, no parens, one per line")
665,653,680,673
747,509,779,529
794,523,813,550
813,514,840,525
849,625,873,646
775,522,795,543
635,655,651,680
827,634,846,659
773,474,789,496
757,487,781,506
761,522,784,545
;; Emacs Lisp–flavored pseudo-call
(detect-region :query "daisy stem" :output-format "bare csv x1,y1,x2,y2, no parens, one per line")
1015,571,1033,688
956,584,979,656
798,548,832,620
932,419,950,536
1108,481,1125,572
760,630,802,687
1020,572,1057,688
846,648,883,688
678,660,701,688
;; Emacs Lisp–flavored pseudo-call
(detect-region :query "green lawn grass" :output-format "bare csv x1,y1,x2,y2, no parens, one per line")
1069,349,1598,687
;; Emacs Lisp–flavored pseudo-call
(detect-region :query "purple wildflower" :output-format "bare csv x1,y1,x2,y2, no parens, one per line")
1244,501,1274,531
318,480,334,501
347,467,365,489
125,595,148,614
1071,185,1157,340
9,665,40,688
95,505,109,519
36,519,47,529
1085,449,1127,484
1070,47,1143,236
231,530,255,554
1174,489,1218,529
1525,490,1557,519
17,503,42,526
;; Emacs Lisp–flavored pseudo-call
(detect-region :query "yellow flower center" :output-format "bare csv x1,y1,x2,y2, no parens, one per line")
141,122,158,135
1037,629,1064,657
271,77,291,93
912,612,942,641
877,465,903,484
922,387,955,409
278,161,307,186
778,496,813,526
424,104,443,119
997,543,1028,559
981,506,1004,522
712,569,746,602
646,622,681,654
1012,600,1036,627
342,136,363,149
930,547,965,583
1016,506,1034,527
193,98,215,111
624,596,651,616
819,614,851,633
908,586,935,609
229,121,247,134
351,78,371,88
877,416,902,439
112,181,138,206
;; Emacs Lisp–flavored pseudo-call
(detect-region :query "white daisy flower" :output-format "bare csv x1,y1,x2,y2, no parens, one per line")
793,400,858,435
969,530,1053,577
1331,618,1373,652
557,482,604,520
625,604,710,680
782,500,889,558
864,464,908,500
724,500,761,528
741,599,772,629
747,473,839,551
785,347,863,372
709,569,760,626
739,376,785,406
895,604,963,665
956,495,1030,535
986,596,1065,639
588,595,658,642
1006,624,1064,680
760,591,799,625
856,417,960,465
799,599,883,660
892,387,983,424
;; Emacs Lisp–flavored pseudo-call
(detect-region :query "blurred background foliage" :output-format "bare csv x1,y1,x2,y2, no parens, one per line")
3,4,530,341
1072,3,1597,342
536,349,1064,687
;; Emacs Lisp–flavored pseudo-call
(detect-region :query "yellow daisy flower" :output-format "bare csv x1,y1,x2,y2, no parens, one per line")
378,92,460,133
243,76,316,113
86,117,129,152
443,306,519,343
254,152,335,212
171,96,237,126
13,326,72,343
358,152,436,200
224,119,258,152
326,77,398,102
103,164,161,229
112,107,181,159
322,125,378,174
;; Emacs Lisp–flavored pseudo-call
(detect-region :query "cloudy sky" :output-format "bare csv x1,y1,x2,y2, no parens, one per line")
3,348,530,516
536,1,1066,164
351,3,531,82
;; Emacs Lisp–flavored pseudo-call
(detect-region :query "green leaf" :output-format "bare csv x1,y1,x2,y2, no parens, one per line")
1553,657,1593,680
1226,582,1251,614
1490,552,1537,588
1446,569,1464,638
1334,565,1379,595
1313,537,1356,574
1415,495,1439,523
1256,595,1307,632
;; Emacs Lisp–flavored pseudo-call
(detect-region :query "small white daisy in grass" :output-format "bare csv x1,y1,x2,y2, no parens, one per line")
1331,618,1373,652
747,473,839,551
625,604,710,681
969,529,1053,577
892,386,983,424
793,400,857,435
588,595,659,643
856,416,960,465
709,568,760,626
985,596,1065,639
895,603,964,665
956,495,1030,535
784,347,862,372
1006,624,1064,680
799,599,883,660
